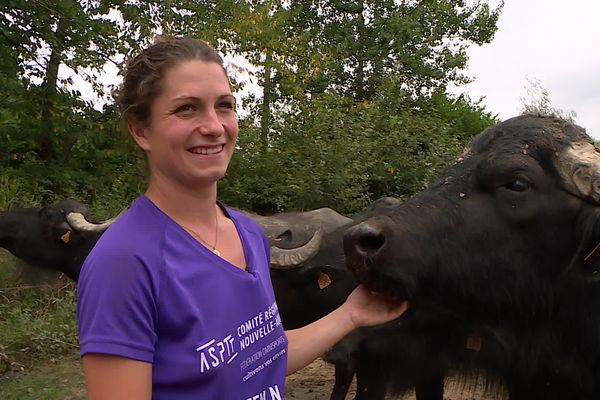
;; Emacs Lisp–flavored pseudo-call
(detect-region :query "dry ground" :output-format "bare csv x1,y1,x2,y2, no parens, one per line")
286,358,508,400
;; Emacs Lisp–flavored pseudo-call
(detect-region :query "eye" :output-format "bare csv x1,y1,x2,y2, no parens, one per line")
173,104,196,115
218,100,236,111
506,177,530,192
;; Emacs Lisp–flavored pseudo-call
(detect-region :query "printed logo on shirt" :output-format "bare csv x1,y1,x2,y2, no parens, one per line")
237,301,281,351
196,334,238,373
195,301,286,377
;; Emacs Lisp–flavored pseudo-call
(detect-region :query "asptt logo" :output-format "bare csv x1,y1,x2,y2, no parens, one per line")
196,334,237,373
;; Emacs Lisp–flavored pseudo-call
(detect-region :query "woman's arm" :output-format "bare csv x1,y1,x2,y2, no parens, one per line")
285,285,408,375
82,354,152,400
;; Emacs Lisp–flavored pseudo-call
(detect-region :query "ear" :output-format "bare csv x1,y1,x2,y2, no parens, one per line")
128,120,151,152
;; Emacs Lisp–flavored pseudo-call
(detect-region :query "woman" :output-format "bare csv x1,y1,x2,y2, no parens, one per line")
77,36,408,399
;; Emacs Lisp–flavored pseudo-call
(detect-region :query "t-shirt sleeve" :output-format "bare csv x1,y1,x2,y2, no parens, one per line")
77,242,159,363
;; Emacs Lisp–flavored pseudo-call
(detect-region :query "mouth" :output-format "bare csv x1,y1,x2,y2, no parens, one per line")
188,144,225,155
348,261,412,301
366,276,409,301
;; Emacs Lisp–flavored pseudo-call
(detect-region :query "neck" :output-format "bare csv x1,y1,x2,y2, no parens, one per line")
145,175,220,225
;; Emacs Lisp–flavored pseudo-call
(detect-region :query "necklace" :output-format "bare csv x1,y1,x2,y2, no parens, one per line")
180,211,220,256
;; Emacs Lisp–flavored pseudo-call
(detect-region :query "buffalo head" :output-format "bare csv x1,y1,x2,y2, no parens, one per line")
345,115,600,315
264,198,401,329
251,207,355,329
344,114,600,398
0,200,117,281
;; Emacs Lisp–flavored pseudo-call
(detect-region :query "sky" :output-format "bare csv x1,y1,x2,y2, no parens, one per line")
449,0,600,138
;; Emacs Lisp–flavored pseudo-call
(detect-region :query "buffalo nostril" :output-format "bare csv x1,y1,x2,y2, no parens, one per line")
346,222,386,259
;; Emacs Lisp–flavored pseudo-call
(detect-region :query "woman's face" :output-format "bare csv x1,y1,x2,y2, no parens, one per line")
130,59,239,189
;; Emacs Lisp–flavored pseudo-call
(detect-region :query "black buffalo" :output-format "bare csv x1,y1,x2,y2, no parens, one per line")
251,207,357,329
264,196,462,400
0,199,115,281
345,115,600,400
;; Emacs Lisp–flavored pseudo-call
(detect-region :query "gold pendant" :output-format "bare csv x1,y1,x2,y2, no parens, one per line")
212,248,221,256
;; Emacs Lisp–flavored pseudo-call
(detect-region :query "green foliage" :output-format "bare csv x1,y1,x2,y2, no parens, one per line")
221,78,498,215
233,0,502,105
222,94,373,213
0,0,152,214
1,0,500,217
0,255,78,377
216,0,501,214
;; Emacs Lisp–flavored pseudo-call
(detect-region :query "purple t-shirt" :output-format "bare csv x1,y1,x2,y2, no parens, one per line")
77,196,288,399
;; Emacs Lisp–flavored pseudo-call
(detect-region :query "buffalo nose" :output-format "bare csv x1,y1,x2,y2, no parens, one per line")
344,222,386,260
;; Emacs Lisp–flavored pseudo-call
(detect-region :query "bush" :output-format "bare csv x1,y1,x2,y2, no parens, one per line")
0,254,78,378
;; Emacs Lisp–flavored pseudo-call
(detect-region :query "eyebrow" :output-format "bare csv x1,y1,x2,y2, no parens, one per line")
172,94,235,102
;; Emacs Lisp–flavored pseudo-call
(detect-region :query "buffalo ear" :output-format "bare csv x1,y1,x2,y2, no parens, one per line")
567,209,600,281
316,265,357,288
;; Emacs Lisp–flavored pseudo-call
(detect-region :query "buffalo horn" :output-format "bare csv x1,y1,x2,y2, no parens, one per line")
558,141,600,204
270,230,323,269
66,212,118,232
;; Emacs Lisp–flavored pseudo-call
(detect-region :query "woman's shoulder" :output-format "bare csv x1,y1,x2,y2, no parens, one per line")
223,205,264,235
80,196,172,277
99,196,168,250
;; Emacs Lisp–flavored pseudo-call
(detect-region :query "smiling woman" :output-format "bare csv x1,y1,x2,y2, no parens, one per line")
76,35,408,400
128,59,239,192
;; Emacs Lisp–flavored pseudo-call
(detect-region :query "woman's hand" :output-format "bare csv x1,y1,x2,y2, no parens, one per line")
341,285,409,329
285,285,408,375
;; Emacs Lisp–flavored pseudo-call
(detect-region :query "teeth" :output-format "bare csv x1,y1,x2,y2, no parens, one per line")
189,145,223,155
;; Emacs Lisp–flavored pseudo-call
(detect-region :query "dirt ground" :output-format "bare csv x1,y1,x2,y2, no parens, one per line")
286,358,508,400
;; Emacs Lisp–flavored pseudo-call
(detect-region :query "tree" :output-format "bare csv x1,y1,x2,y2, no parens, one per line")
0,0,501,216
178,1,503,214
221,0,502,161
0,0,165,209
222,76,497,214
234,0,501,101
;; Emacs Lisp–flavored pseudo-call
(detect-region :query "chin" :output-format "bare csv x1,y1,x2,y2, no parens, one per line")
196,170,228,185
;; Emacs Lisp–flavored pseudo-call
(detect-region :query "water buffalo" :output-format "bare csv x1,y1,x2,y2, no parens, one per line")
0,200,350,284
249,207,357,329
265,196,459,400
269,198,402,330
344,114,600,400
0,199,115,281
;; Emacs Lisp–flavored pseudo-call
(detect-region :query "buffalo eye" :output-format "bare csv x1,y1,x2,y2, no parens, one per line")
507,177,530,192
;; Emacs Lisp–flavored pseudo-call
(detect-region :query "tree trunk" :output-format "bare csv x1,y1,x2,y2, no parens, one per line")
40,16,67,162
260,51,272,152
354,1,366,100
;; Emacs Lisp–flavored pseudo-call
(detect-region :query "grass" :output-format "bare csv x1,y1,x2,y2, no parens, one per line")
0,251,85,399
0,353,84,400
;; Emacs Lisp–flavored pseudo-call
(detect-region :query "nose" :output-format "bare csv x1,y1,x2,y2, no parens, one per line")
196,109,225,136
344,222,386,261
